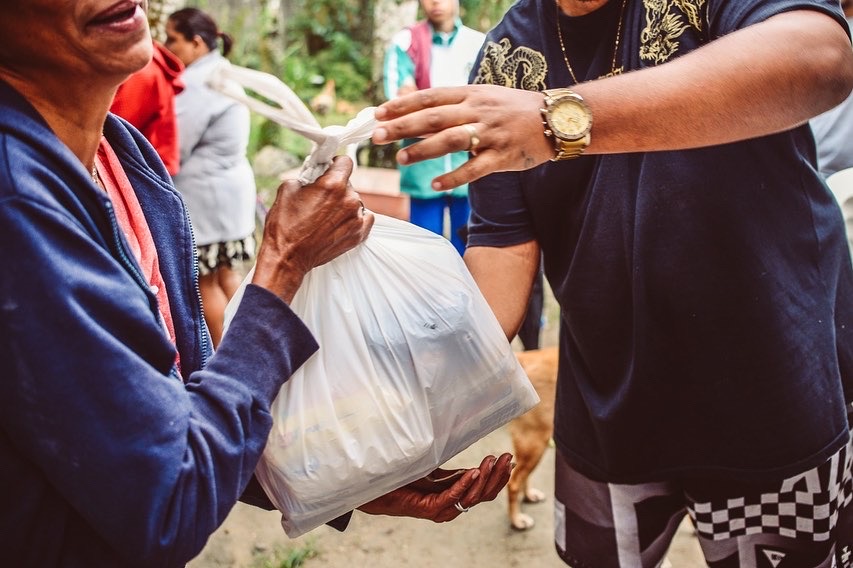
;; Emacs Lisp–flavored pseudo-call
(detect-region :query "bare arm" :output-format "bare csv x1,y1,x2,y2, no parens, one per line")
464,241,540,341
582,9,852,154
373,10,853,189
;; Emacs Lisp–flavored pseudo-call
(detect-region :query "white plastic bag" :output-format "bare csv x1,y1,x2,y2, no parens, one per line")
215,62,538,537
207,61,376,185
225,215,538,537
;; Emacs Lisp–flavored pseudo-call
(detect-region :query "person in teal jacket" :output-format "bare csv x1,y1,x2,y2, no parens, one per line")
383,0,485,255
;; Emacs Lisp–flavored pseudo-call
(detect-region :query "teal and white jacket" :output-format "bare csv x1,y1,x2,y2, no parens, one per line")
383,18,485,199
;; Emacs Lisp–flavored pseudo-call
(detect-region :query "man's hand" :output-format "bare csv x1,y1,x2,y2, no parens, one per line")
373,11,853,191
373,85,552,190
357,453,513,522
252,156,374,302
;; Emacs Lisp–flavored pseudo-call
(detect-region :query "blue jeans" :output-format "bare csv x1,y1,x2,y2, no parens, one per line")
408,195,470,256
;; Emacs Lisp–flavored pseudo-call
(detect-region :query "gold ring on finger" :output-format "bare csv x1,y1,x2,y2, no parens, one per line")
463,124,480,157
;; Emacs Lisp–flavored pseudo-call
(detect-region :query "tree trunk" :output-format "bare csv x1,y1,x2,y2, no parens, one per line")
147,0,183,42
278,0,301,51
370,0,418,102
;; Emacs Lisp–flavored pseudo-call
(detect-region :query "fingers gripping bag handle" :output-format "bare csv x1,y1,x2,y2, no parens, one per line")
207,60,376,185
218,65,539,538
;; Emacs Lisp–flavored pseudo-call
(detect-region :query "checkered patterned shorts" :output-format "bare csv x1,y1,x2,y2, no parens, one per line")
689,441,853,542
554,438,853,568
196,235,256,277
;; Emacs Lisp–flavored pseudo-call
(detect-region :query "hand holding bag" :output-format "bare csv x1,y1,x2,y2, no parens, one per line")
218,65,538,537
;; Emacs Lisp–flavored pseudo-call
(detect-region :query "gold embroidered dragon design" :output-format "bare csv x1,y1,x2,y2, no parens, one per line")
640,0,706,64
472,38,548,91
473,0,707,86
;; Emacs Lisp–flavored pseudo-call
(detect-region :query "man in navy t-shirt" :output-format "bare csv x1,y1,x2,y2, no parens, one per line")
375,0,853,565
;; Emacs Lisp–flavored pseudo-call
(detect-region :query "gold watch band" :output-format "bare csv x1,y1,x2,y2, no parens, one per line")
540,89,592,161
552,135,590,160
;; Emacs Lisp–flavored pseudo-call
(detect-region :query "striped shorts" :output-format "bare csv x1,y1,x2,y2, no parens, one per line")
554,438,853,567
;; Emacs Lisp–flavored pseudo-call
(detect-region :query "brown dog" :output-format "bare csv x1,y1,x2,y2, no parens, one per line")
508,346,558,530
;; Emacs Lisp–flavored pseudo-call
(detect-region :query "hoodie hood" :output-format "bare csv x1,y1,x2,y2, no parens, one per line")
152,41,185,95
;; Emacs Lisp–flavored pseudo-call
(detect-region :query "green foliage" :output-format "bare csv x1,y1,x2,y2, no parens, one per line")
282,1,373,103
251,540,318,568
248,114,307,160
460,0,517,32
182,0,517,163
279,43,368,106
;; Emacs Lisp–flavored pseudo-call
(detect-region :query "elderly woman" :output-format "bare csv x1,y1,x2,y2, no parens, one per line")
0,1,511,566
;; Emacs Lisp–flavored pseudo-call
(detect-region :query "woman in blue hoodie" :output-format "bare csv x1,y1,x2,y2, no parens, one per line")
0,1,512,566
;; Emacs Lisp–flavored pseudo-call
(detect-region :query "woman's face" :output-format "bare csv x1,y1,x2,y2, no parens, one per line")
0,0,152,85
164,20,206,67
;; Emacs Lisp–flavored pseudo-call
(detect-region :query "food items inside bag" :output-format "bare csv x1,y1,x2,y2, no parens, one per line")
224,214,539,537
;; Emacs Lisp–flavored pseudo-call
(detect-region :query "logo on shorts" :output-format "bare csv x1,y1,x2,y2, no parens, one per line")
757,547,786,567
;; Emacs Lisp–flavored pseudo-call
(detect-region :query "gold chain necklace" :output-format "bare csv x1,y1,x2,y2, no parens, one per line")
91,162,105,191
555,0,628,84
91,134,104,188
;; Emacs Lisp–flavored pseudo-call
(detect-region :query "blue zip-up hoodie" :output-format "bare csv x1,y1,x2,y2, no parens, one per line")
0,78,319,567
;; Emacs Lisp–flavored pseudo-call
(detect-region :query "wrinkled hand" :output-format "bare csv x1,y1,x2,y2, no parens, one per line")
357,453,513,523
252,156,374,302
372,85,553,190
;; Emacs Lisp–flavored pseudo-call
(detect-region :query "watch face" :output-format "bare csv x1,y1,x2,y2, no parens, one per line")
548,98,591,140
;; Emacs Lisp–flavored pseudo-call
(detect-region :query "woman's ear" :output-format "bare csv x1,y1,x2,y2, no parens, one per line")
191,34,206,53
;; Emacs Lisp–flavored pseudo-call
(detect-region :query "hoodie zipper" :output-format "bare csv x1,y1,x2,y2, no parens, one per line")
103,199,153,300
184,205,211,368
103,196,207,379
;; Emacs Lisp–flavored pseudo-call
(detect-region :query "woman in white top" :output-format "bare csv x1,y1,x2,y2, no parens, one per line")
165,8,257,347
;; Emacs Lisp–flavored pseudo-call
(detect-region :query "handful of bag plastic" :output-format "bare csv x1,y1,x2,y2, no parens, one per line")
207,61,375,185
217,63,539,538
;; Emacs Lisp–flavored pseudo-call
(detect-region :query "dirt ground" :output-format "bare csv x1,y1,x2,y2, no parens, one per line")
188,283,708,568
188,427,706,568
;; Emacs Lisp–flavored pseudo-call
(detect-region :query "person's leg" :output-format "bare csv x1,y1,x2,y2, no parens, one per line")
553,449,686,568
195,243,218,346
218,235,255,300
208,236,256,346
517,260,545,350
447,195,471,256
199,270,228,348
217,266,243,301
686,437,853,568
408,197,446,238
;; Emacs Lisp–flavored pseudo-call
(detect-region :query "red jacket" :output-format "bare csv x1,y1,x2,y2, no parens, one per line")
111,42,185,175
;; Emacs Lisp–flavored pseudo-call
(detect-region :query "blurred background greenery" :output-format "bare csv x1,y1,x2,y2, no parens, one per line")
147,0,516,167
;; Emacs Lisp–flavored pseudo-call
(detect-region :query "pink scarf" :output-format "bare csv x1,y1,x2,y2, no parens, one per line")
95,137,181,373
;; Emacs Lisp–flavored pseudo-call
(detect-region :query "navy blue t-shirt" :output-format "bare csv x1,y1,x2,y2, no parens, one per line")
468,0,853,483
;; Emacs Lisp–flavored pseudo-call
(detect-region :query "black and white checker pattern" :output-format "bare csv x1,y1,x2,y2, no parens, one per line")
688,441,853,541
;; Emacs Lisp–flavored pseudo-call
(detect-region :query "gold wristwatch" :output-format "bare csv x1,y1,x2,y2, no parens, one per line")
540,88,592,161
